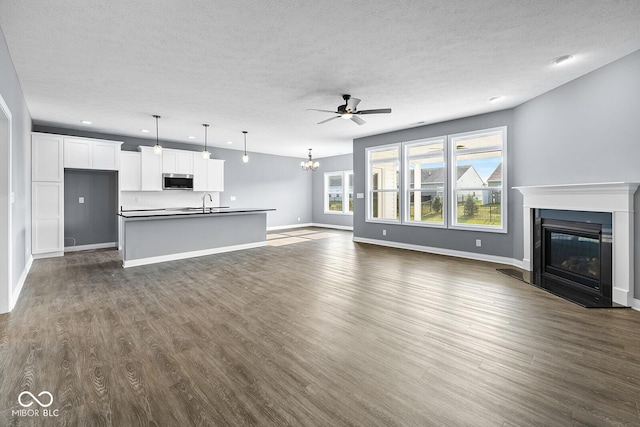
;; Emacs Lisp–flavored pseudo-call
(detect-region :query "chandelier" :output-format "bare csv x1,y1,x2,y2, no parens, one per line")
301,148,319,171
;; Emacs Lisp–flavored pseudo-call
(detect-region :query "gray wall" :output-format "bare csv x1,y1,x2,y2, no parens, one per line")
0,27,32,313
511,48,640,296
64,170,118,247
353,48,640,297
311,153,353,228
353,110,515,258
33,125,313,228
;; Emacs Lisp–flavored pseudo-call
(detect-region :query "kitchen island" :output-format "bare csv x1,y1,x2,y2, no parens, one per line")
118,207,275,267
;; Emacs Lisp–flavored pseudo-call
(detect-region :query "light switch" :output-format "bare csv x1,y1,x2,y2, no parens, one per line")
230,196,236,201
10,192,14,204
356,193,364,199
79,197,85,204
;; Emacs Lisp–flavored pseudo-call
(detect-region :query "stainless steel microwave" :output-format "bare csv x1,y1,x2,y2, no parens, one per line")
162,173,193,190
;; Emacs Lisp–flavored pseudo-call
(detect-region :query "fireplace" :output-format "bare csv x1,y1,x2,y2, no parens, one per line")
533,210,612,307
514,182,639,307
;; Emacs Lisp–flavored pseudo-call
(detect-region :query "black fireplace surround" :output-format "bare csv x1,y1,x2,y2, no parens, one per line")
533,209,613,307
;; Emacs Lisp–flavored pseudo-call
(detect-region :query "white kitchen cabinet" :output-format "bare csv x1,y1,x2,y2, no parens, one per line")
162,148,193,174
192,154,208,191
119,151,141,191
208,159,224,192
32,182,64,256
64,137,122,170
192,154,224,192
32,133,63,182
139,146,163,191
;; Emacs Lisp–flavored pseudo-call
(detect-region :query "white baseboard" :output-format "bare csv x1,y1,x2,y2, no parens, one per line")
267,223,313,231
10,255,33,311
352,236,523,268
123,241,267,268
32,251,64,259
632,299,640,312
311,223,354,231
64,242,118,252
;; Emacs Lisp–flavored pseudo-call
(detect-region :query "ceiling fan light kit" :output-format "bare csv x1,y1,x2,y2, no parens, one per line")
307,94,392,126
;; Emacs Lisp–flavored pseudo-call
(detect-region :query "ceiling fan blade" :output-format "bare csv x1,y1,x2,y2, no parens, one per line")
306,109,339,113
357,108,392,115
346,97,361,112
351,115,366,125
317,116,341,124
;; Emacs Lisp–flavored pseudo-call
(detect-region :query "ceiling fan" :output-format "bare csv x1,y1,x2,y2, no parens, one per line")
307,94,392,125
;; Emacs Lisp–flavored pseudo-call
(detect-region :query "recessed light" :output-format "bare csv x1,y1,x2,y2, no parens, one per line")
488,96,502,102
226,141,233,145
187,136,195,139
140,129,150,133
551,55,573,66
80,120,92,125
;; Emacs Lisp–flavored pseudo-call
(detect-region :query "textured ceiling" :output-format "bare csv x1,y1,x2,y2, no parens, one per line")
1,1,640,158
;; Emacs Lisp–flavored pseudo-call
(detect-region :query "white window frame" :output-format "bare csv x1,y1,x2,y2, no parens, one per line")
448,126,507,233
324,170,353,215
402,136,448,228
366,143,401,224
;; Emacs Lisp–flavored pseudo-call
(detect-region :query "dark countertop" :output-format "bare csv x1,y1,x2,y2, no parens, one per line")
118,207,275,219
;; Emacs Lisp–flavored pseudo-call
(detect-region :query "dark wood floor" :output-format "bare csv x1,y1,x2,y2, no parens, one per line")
2,228,640,426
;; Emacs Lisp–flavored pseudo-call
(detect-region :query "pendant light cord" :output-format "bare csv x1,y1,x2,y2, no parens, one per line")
154,114,160,146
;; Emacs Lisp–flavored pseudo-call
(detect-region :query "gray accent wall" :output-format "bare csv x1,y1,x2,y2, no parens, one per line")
0,27,32,313
512,48,640,296
64,170,118,247
311,153,353,228
353,48,640,297
33,125,312,228
353,110,515,259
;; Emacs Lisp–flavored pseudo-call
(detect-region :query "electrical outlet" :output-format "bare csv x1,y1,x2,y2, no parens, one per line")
230,196,236,201
383,229,387,236
476,239,482,247
79,197,85,204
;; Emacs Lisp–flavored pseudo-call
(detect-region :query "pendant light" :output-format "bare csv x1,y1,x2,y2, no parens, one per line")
301,148,319,171
152,114,162,154
242,131,249,163
202,124,211,159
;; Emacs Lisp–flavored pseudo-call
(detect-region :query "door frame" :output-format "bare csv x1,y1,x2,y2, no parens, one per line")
0,93,12,313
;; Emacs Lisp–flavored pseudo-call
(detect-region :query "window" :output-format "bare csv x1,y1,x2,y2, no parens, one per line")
365,126,507,233
449,127,506,232
367,145,400,222
403,137,446,226
324,171,353,214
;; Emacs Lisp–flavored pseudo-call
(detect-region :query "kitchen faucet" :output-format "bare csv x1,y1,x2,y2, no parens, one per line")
202,193,213,212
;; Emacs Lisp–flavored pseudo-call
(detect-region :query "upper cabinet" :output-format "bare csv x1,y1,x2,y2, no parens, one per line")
119,152,141,191
139,146,163,191
32,133,63,182
162,149,193,175
64,137,122,170
193,153,224,192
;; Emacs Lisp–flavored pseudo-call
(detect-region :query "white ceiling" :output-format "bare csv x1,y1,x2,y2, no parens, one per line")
1,1,640,159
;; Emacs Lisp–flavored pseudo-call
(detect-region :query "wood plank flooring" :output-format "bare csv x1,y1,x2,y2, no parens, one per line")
1,227,640,426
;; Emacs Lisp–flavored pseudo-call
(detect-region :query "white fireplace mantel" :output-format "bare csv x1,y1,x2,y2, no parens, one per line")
514,182,639,306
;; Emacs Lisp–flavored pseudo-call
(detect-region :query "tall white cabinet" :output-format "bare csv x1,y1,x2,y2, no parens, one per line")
32,132,123,258
32,133,64,257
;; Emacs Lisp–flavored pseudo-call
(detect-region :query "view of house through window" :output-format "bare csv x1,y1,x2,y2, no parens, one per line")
404,138,446,225
450,128,505,230
324,171,354,214
366,126,506,232
368,146,400,221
